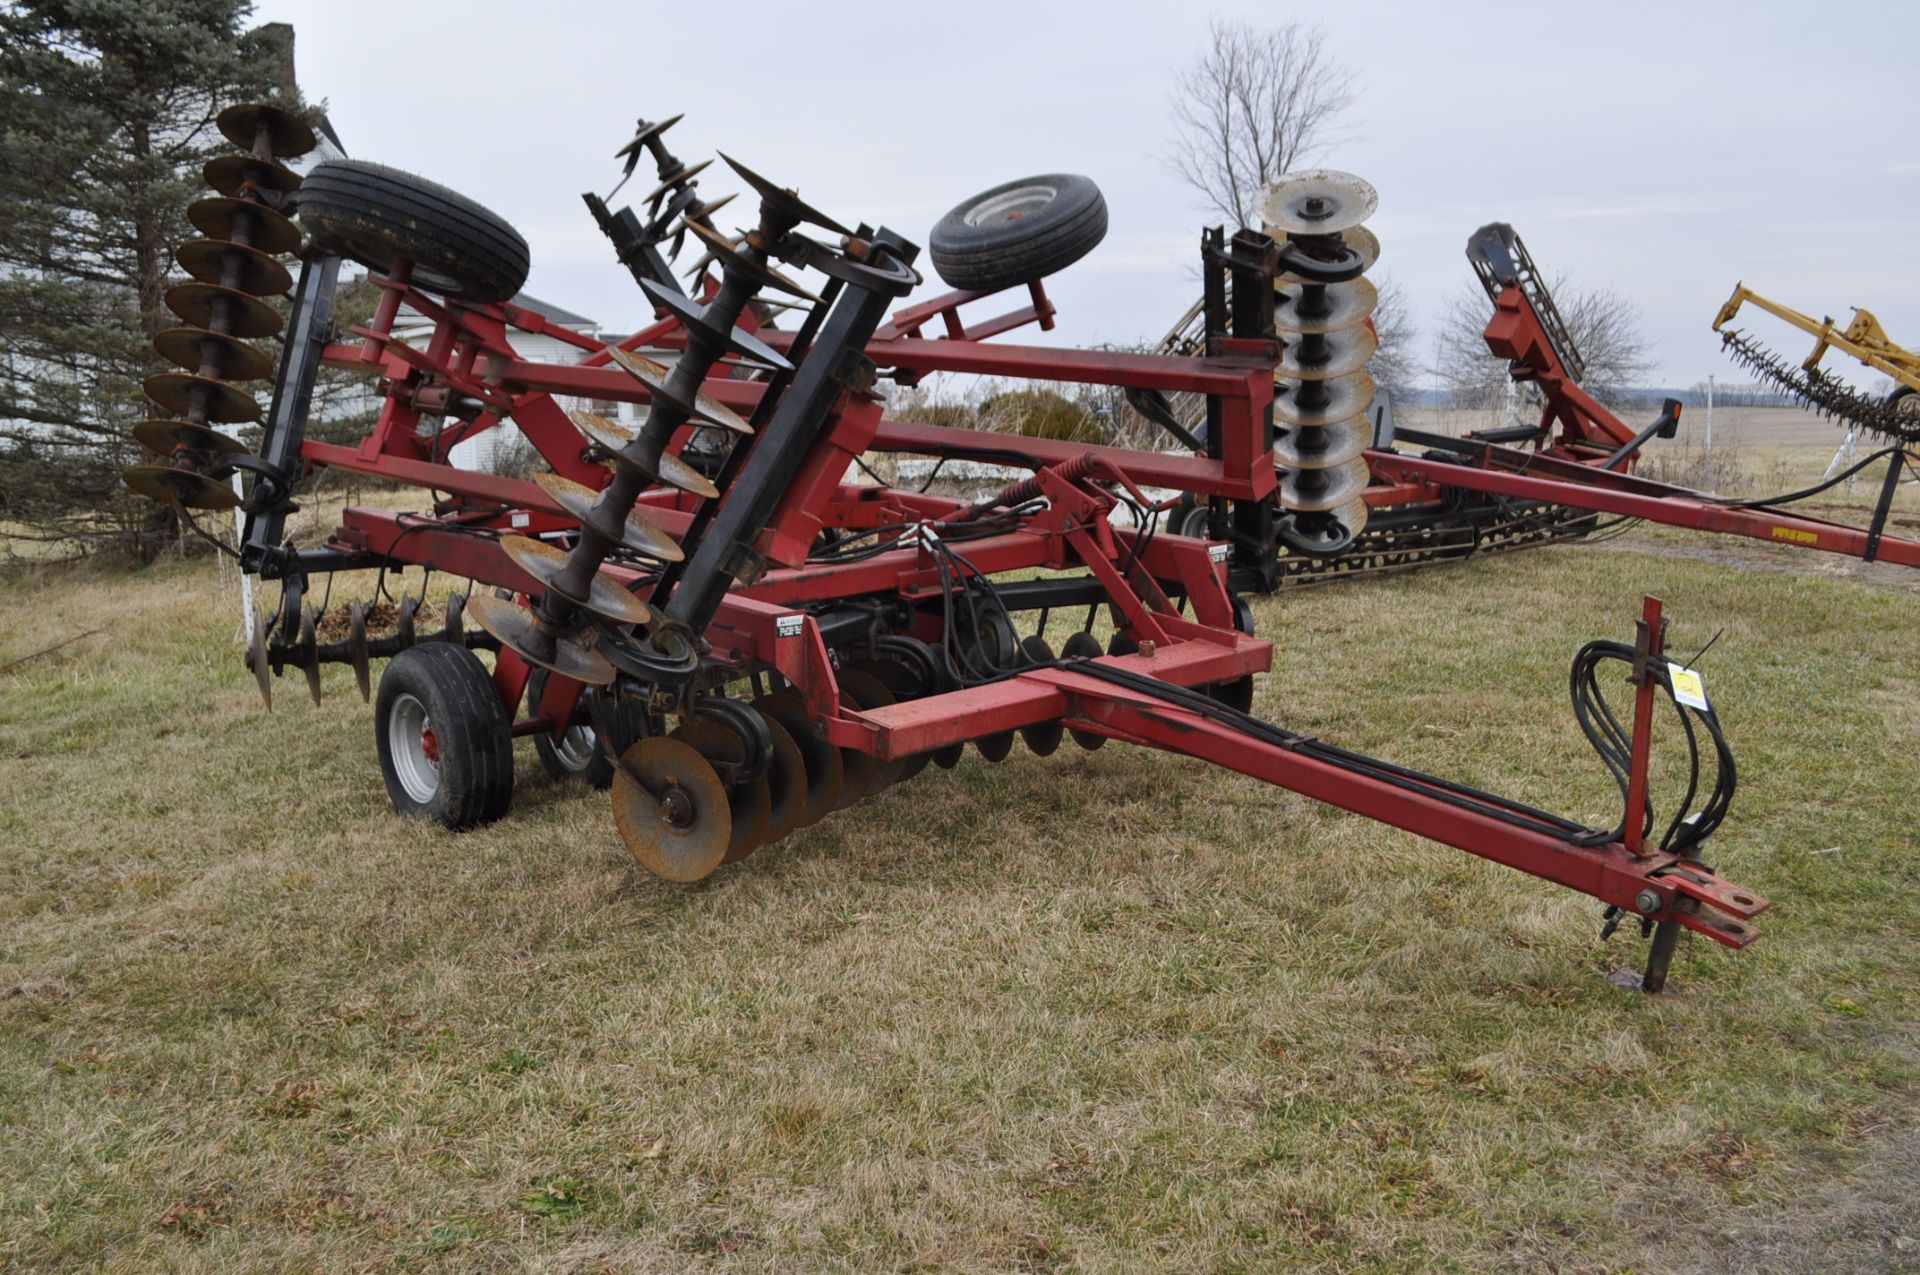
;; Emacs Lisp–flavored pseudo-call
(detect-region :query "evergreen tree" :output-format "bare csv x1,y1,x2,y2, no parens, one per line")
0,0,295,559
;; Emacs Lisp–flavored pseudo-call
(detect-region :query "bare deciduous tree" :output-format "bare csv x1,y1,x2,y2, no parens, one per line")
1432,273,1655,410
1165,19,1357,231
1365,273,1419,395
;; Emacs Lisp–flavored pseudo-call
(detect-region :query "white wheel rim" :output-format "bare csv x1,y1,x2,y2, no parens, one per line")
964,185,1056,227
389,691,440,803
553,723,599,772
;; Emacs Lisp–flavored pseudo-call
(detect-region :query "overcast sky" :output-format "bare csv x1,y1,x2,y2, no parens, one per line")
253,0,1919,391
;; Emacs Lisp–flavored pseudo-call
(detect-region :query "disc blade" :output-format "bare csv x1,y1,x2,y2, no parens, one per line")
1280,496,1371,557
569,409,722,498
465,591,616,687
1257,169,1378,235
176,238,293,297
1060,630,1109,752
755,712,807,846
188,196,302,256
611,737,731,883
1274,371,1375,427
152,326,274,382
639,280,795,374
643,157,713,207
216,102,318,158
1278,456,1372,512
753,692,842,829
605,346,753,434
1274,276,1378,335
165,282,284,339
1277,325,1377,381
131,419,250,461
682,219,822,302
499,535,654,627
299,605,322,706
120,463,241,510
143,372,260,424
348,600,371,702
1272,414,1370,470
532,471,684,563
719,152,852,236
248,607,271,710
614,113,684,159
202,153,301,198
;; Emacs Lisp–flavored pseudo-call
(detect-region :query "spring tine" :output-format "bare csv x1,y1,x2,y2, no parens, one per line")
444,592,466,645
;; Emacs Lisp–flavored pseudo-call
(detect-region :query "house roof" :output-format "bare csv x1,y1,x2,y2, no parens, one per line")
510,292,597,329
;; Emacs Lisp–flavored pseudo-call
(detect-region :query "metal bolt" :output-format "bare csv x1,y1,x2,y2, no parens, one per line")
1634,889,1662,915
659,787,694,828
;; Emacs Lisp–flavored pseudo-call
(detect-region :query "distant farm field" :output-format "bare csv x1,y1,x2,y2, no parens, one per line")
1,452,1917,1273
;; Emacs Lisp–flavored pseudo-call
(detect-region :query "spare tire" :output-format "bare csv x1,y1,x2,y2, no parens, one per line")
928,173,1107,293
296,159,530,303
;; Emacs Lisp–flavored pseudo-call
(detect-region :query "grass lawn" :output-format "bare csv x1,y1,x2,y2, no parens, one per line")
1,495,1916,1271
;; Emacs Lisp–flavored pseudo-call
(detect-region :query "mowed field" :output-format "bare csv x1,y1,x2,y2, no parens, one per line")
1,452,1918,1273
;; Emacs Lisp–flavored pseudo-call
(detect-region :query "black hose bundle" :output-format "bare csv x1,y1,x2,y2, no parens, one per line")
1568,640,1735,856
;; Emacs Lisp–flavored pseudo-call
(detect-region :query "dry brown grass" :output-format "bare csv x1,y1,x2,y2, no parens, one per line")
2,477,1918,1271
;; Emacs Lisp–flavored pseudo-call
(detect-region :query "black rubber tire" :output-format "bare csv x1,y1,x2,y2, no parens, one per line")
375,643,514,829
527,668,651,790
928,173,1107,293
296,159,530,303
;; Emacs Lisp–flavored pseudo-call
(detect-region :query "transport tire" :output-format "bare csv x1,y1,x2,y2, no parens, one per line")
296,159,530,303
928,173,1107,292
527,668,652,790
375,643,514,829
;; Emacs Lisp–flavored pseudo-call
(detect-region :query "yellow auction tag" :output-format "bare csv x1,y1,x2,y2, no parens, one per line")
1667,662,1709,711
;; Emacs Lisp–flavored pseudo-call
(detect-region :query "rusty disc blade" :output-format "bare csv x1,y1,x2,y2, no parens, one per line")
605,347,753,435
1059,631,1107,752
499,535,653,627
188,196,302,256
299,605,322,706
571,410,721,498
202,153,302,198
217,102,318,158
719,152,852,236
681,219,822,303
176,238,293,297
1257,169,1377,235
836,667,902,793
611,736,731,883
466,591,615,687
249,606,272,706
131,419,250,461
348,600,371,702
152,326,274,382
1277,326,1378,381
1274,371,1375,427
1278,456,1372,513
932,743,964,769
670,718,767,865
1274,276,1378,335
752,692,842,829
144,371,260,424
754,712,807,847
121,463,240,510
532,471,684,563
165,282,284,339
1273,414,1370,470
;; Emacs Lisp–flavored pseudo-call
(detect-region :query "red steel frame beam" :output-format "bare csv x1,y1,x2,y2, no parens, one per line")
1368,446,1920,569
